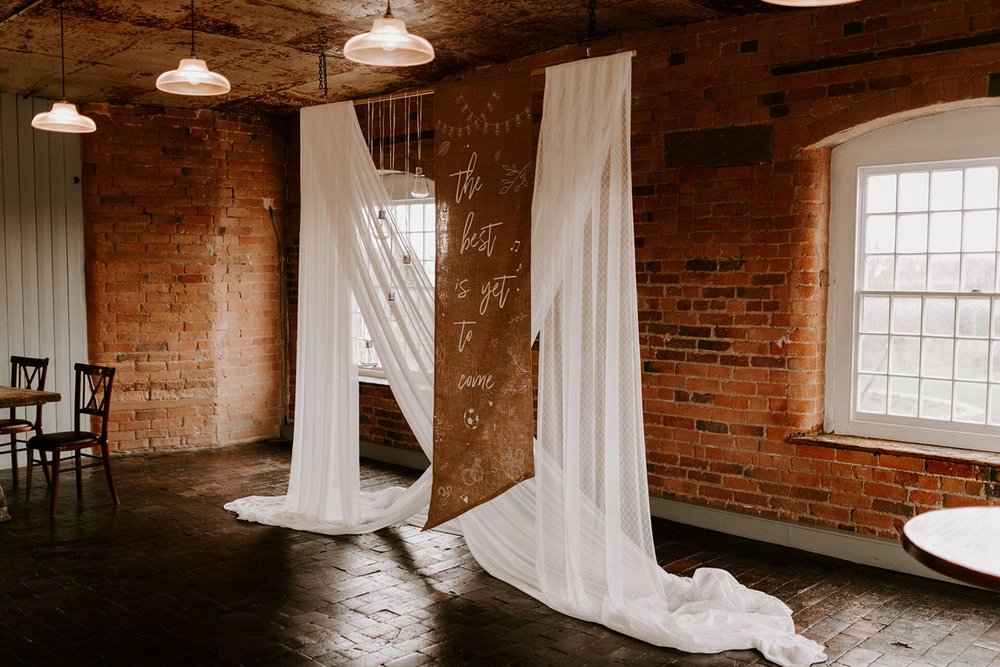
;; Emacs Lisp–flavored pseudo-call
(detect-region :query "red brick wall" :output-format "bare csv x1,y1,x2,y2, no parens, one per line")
296,0,1000,540
81,105,288,452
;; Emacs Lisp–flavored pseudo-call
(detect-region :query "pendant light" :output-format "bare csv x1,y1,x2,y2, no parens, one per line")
343,0,434,67
761,0,862,6
156,0,230,96
31,0,96,134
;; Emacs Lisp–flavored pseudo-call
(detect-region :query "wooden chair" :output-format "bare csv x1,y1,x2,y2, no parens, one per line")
26,363,119,514
0,356,49,486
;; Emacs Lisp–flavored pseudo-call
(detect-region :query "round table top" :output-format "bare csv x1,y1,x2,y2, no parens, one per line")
903,506,1000,591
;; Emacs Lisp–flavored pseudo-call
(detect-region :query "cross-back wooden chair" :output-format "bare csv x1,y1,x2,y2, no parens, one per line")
26,363,119,515
0,356,49,486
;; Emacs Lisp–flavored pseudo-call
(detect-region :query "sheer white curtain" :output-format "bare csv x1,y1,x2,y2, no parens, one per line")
225,55,825,667
225,102,433,533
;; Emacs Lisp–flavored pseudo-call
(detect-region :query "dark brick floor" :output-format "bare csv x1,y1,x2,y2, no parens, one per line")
1,441,999,666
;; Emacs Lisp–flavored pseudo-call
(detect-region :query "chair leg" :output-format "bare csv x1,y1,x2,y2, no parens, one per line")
75,450,83,499
40,449,51,487
101,444,119,506
25,447,34,501
49,455,60,515
9,433,17,487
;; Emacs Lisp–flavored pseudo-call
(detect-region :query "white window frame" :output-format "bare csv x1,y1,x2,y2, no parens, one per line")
354,187,435,383
827,106,1000,452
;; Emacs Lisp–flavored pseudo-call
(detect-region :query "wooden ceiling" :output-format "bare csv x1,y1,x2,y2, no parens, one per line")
0,0,791,114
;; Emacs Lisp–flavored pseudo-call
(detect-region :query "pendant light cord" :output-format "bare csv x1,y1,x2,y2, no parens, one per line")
59,0,66,99
190,0,196,57
384,0,393,19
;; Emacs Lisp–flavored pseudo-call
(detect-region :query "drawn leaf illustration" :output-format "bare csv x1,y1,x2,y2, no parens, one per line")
437,141,451,156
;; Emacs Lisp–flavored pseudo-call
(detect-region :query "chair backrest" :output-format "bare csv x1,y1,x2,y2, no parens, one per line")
9,356,49,425
73,363,115,440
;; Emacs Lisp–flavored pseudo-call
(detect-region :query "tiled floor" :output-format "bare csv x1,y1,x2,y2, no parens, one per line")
1,440,999,666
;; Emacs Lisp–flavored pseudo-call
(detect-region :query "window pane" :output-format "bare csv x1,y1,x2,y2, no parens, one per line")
920,379,953,420
864,256,895,290
923,297,955,336
964,166,999,210
961,253,995,293
858,335,888,373
963,210,998,252
921,338,954,379
957,298,990,338
928,212,962,252
894,255,926,290
857,374,887,414
861,296,890,333
889,336,920,376
865,214,896,253
930,170,963,211
991,341,1000,382
991,386,1000,425
954,382,987,424
927,254,960,291
866,173,897,213
955,339,989,381
899,172,929,212
891,297,922,334
888,376,919,417
896,214,928,253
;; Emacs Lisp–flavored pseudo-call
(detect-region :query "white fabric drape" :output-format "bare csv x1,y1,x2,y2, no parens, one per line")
225,54,825,667
225,102,434,533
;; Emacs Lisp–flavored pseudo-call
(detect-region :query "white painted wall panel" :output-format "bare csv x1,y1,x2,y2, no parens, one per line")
0,93,88,469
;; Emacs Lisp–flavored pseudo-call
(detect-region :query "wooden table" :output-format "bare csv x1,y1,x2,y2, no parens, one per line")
903,506,1000,591
0,385,62,522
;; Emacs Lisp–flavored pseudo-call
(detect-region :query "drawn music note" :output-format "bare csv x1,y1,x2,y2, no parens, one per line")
510,240,521,252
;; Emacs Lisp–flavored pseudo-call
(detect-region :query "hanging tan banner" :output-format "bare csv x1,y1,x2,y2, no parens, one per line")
425,73,534,530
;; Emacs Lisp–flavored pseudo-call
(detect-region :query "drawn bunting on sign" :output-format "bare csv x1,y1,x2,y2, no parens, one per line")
425,72,534,530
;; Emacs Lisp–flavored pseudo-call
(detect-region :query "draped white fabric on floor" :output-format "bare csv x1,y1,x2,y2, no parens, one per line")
225,53,826,667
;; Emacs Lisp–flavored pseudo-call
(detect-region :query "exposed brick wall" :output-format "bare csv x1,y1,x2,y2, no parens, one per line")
81,105,288,452
280,0,1000,539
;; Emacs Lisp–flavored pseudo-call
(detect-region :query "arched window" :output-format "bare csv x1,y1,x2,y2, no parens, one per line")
827,106,1000,451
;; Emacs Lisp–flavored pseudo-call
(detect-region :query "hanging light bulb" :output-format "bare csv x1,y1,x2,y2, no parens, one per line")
409,166,430,199
385,290,398,321
156,0,230,96
359,339,379,369
343,0,434,67
31,1,97,134
401,253,416,285
374,209,390,240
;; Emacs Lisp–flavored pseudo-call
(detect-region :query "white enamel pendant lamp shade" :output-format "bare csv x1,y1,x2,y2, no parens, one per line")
32,0,97,133
344,0,434,67
156,0,230,96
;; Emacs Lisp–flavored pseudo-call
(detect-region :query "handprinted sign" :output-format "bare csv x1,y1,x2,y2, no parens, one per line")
425,72,534,530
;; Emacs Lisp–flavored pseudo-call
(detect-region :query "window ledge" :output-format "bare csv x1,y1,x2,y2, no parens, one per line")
789,433,1000,467
359,374,390,387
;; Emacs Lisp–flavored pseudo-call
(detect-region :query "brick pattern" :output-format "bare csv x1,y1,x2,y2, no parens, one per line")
331,0,1000,540
81,105,288,452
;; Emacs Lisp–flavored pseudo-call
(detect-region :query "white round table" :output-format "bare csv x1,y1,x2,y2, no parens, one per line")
903,506,1000,591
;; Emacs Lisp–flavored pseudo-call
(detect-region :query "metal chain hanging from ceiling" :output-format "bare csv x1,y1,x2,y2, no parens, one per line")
318,27,329,100
586,0,597,56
